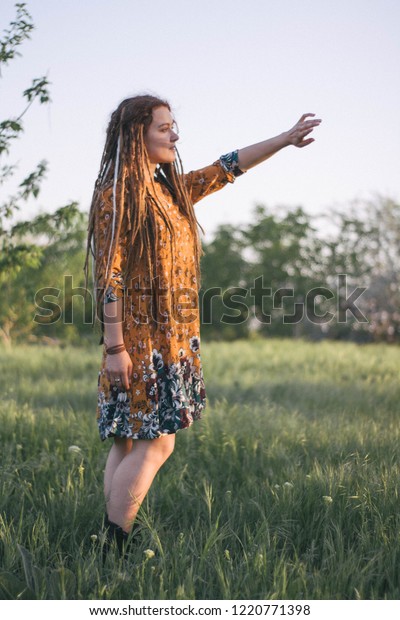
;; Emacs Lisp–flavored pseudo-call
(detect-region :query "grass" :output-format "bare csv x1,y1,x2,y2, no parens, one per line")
1,338,400,599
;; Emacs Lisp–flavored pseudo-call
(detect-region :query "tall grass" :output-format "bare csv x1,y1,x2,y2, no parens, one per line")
1,339,400,599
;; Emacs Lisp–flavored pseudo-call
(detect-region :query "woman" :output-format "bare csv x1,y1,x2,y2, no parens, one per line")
84,94,321,556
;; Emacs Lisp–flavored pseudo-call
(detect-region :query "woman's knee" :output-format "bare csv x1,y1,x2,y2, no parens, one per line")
160,434,175,459
151,434,175,461
131,434,175,464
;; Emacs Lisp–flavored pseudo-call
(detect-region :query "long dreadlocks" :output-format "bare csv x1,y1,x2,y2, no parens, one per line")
83,95,205,337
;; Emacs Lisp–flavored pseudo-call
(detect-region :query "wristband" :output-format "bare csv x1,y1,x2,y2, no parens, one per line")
106,343,126,355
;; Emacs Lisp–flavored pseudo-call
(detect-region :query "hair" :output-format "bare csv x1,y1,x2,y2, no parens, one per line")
83,94,205,336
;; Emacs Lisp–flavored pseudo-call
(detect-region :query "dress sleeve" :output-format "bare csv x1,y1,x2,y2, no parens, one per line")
183,149,246,205
94,186,127,305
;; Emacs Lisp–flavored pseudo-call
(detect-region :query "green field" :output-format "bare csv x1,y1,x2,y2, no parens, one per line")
1,339,400,600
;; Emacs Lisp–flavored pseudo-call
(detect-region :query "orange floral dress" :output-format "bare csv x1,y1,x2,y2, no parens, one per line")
96,151,244,440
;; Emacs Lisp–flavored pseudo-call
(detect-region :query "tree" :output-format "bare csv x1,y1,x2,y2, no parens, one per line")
318,196,400,342
241,205,324,338
0,3,86,344
199,205,325,340
200,223,249,340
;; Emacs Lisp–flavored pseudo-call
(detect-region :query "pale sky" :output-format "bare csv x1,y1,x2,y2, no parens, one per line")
1,0,399,241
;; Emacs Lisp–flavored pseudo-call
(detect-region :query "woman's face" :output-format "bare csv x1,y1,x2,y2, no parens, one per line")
144,106,179,165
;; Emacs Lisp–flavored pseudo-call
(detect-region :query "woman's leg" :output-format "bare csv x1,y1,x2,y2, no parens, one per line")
106,434,175,533
104,437,134,508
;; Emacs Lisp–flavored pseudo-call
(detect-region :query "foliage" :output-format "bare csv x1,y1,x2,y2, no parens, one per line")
0,3,85,344
0,3,51,267
199,204,338,341
199,197,400,343
1,204,95,344
200,223,248,340
315,196,400,342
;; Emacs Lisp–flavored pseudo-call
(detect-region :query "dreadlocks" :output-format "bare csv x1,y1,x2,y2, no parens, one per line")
83,94,205,335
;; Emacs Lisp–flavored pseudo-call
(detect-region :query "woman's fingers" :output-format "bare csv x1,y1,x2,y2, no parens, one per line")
104,351,133,390
290,115,321,147
300,120,321,131
297,116,321,131
300,128,314,139
299,112,318,123
111,365,133,390
107,371,129,389
295,130,315,147
107,375,127,388
121,370,130,390
108,372,122,387
297,137,315,148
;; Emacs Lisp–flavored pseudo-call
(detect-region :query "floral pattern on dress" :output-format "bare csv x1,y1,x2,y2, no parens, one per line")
95,153,245,441
97,378,133,440
104,270,125,303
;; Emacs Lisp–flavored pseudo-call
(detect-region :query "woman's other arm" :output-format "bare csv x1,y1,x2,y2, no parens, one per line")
103,296,124,347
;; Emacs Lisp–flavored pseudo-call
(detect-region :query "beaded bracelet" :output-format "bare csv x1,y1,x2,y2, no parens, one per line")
105,343,126,355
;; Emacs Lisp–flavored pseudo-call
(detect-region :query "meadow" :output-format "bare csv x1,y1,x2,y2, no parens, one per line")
1,338,400,600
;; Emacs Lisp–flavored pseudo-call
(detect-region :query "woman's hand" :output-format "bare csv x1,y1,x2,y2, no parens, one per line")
237,113,322,172
285,113,322,148
105,350,133,390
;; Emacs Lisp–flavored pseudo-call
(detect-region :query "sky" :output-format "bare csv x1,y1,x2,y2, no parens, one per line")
1,0,400,242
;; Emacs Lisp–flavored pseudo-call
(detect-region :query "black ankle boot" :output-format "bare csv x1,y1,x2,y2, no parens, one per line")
101,515,138,562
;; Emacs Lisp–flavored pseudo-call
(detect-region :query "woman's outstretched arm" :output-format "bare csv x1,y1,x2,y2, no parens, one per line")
237,113,321,172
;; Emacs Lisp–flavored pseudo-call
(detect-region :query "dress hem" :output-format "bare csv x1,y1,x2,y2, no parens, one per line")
98,415,202,442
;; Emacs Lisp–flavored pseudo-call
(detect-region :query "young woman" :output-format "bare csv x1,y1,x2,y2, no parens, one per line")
84,94,321,555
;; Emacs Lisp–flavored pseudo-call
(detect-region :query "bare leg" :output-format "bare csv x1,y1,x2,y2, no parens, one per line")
106,434,175,533
104,437,133,507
